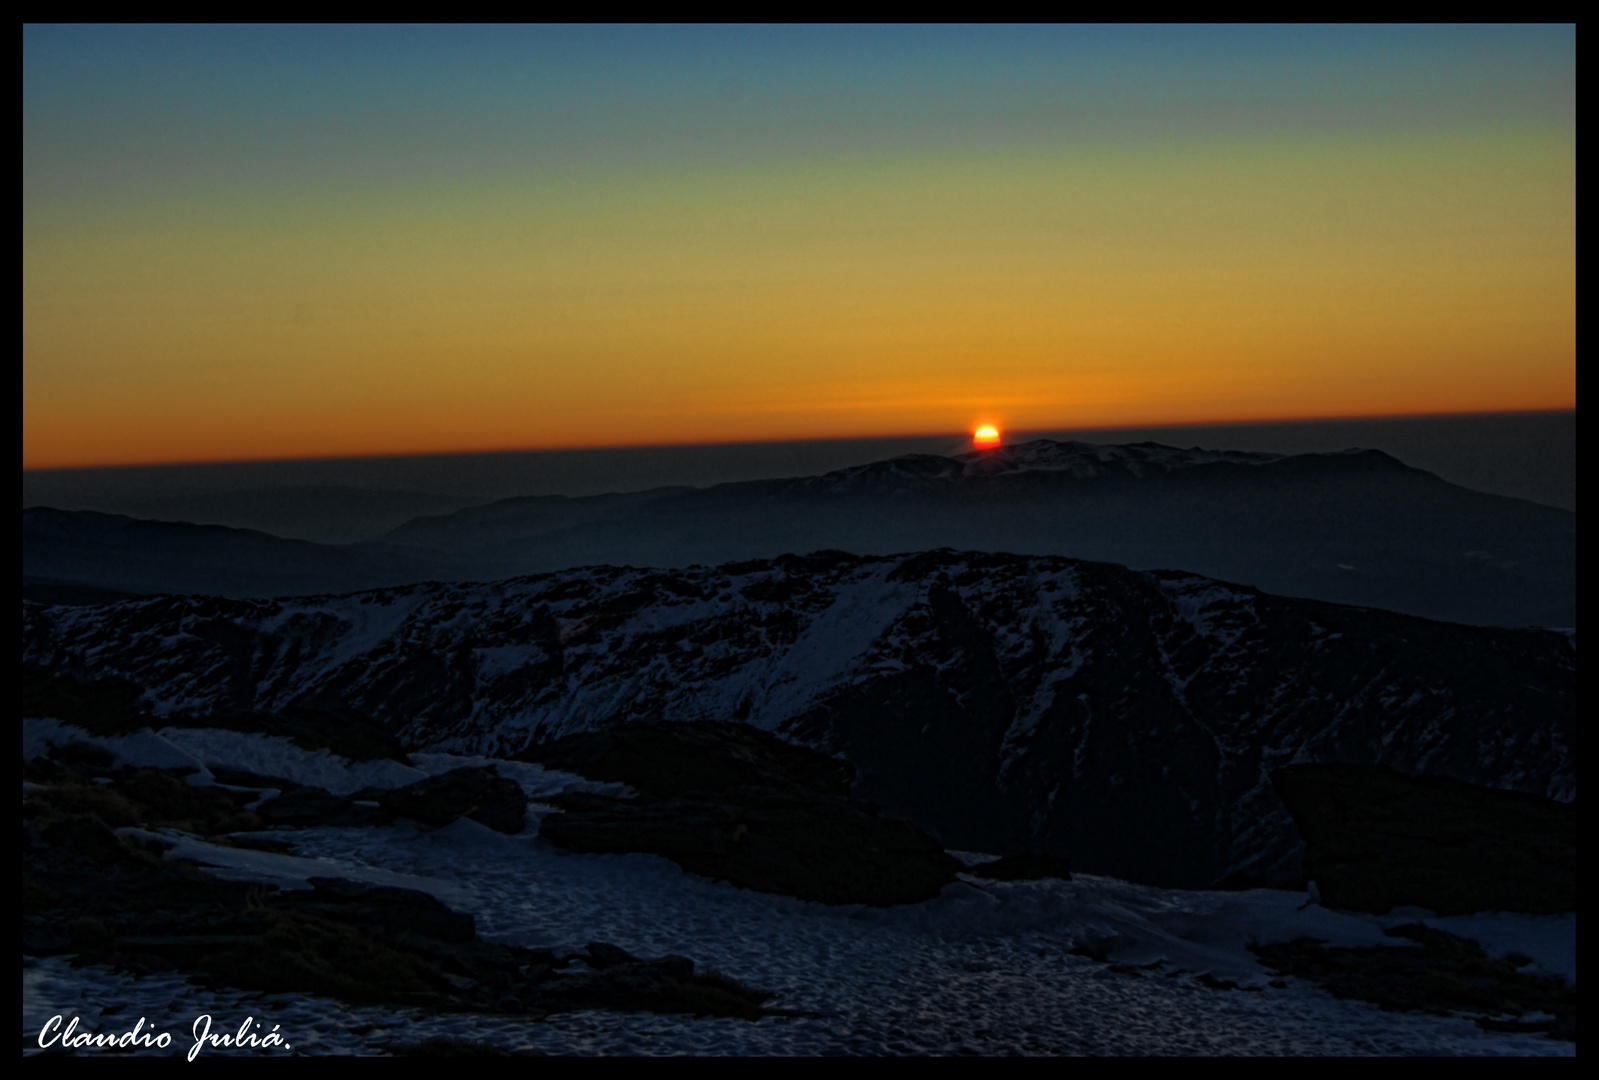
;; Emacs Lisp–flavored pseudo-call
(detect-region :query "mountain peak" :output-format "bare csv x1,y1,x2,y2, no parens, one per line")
950,439,1285,476
808,439,1288,488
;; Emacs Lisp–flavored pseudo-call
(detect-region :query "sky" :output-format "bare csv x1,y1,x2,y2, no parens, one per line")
23,25,1576,469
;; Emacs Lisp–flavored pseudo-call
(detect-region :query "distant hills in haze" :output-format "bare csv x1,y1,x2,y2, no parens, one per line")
22,508,476,602
109,485,485,546
24,439,1575,628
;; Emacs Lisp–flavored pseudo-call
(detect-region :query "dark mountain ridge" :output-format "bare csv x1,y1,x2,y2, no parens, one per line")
23,549,1574,889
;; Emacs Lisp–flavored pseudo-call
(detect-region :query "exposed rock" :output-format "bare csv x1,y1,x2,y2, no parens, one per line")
253,767,526,832
258,787,381,828
206,766,305,790
1252,924,1575,1041
968,853,1073,882
377,766,527,834
1270,763,1575,915
279,878,475,943
23,664,145,735
24,761,262,836
22,666,409,762
528,722,962,906
174,705,410,763
23,767,773,1021
522,721,855,800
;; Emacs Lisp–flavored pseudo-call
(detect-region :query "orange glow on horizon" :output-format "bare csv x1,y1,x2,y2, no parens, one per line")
21,129,1573,471
973,425,1002,450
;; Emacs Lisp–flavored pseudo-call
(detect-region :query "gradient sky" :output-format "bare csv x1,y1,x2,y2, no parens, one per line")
23,25,1575,469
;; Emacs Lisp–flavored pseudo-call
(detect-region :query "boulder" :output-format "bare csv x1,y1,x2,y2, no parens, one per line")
519,720,855,800
378,766,527,834
257,767,526,832
1270,763,1574,915
278,878,476,943
1252,924,1575,1040
258,787,381,827
528,722,961,906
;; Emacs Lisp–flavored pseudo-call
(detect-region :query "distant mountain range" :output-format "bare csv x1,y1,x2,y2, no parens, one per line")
23,507,475,602
94,485,485,546
25,440,1576,627
23,550,1574,889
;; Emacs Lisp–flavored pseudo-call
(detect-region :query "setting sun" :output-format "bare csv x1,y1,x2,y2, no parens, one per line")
973,425,1001,450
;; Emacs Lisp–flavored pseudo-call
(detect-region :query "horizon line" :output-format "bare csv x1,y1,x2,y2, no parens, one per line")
21,406,1576,475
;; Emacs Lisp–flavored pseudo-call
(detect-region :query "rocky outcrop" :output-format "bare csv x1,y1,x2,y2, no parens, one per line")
525,721,856,800
23,664,409,762
1252,924,1575,1041
375,766,527,834
180,706,411,763
23,759,772,1020
526,722,963,906
256,787,384,828
1270,763,1576,915
254,765,528,834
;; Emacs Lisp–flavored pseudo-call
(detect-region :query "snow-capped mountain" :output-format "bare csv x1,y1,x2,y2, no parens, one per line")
777,439,1287,486
384,439,1575,628
24,549,1574,889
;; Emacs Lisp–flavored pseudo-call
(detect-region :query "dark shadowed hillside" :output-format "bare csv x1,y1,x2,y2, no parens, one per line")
23,550,1574,889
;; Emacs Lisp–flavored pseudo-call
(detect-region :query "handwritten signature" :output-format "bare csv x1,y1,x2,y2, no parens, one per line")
38,1015,292,1059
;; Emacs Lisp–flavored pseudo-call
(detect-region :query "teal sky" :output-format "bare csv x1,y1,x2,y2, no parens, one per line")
26,25,1574,197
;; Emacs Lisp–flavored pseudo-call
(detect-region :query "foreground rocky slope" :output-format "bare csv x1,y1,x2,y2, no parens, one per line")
24,550,1574,889
1251,924,1576,1041
25,717,1575,1052
23,743,776,1024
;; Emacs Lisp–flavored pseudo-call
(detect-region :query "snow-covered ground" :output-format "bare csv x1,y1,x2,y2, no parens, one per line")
22,722,1575,1056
